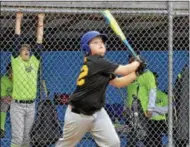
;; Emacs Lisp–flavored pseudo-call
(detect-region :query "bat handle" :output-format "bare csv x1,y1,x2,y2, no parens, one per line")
123,40,137,57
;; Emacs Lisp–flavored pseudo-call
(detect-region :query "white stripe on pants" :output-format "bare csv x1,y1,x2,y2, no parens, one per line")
10,100,35,146
56,105,120,147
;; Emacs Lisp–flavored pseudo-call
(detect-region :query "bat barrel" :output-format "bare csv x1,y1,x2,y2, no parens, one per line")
102,10,137,57
123,40,137,57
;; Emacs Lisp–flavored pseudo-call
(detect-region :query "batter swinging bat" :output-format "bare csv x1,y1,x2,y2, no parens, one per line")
102,10,137,57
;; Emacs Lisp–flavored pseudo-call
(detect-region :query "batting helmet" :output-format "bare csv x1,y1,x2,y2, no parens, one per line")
80,31,108,55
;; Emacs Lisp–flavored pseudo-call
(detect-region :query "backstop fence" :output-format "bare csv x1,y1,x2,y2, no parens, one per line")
0,1,189,147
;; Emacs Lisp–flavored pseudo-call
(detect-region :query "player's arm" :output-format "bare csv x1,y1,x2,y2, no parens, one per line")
109,72,137,88
34,13,45,59
96,57,140,76
12,12,23,57
36,13,45,45
15,12,23,36
114,61,140,76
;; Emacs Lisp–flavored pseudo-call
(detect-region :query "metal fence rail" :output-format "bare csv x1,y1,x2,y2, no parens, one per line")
0,1,189,147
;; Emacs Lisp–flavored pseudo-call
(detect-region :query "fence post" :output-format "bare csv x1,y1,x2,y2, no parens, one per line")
189,2,190,147
168,1,174,147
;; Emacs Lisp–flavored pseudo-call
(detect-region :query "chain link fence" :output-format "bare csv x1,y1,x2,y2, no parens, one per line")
0,1,189,147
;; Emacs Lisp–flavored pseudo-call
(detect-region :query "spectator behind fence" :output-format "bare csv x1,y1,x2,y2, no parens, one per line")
126,55,168,147
10,12,44,147
0,63,13,138
173,65,189,147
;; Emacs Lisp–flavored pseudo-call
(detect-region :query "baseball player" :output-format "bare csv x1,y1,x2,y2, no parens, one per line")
10,12,44,147
56,31,145,147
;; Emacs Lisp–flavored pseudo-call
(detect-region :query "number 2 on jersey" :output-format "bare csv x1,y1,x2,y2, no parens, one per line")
77,65,89,86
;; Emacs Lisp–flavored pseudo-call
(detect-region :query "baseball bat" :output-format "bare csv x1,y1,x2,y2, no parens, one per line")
102,10,137,57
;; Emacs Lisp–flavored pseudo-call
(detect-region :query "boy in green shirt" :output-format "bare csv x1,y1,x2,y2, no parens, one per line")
10,12,45,147
0,63,12,138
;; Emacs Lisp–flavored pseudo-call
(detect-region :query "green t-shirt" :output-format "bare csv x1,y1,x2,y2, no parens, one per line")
11,55,40,100
1,75,13,97
127,70,156,112
127,70,168,120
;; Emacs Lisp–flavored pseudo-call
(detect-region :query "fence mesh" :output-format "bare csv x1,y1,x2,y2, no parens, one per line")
0,2,189,147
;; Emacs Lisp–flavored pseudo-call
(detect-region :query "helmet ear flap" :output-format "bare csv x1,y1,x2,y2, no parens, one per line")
82,44,90,55
81,31,107,55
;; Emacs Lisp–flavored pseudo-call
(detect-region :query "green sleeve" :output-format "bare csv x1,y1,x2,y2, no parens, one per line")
1,77,7,97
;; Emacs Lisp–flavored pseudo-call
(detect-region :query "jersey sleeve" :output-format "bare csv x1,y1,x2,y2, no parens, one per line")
94,57,119,74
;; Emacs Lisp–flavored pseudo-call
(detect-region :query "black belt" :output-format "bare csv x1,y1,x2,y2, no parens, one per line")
71,108,81,114
15,100,34,104
71,107,96,116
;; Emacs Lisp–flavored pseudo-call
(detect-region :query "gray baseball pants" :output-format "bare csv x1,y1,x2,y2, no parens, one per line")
10,100,35,147
55,105,120,147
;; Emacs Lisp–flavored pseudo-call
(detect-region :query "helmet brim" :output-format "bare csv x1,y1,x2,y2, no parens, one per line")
88,34,108,44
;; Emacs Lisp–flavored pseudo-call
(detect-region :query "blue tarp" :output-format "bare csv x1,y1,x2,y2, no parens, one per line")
0,50,188,147
1,50,189,104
